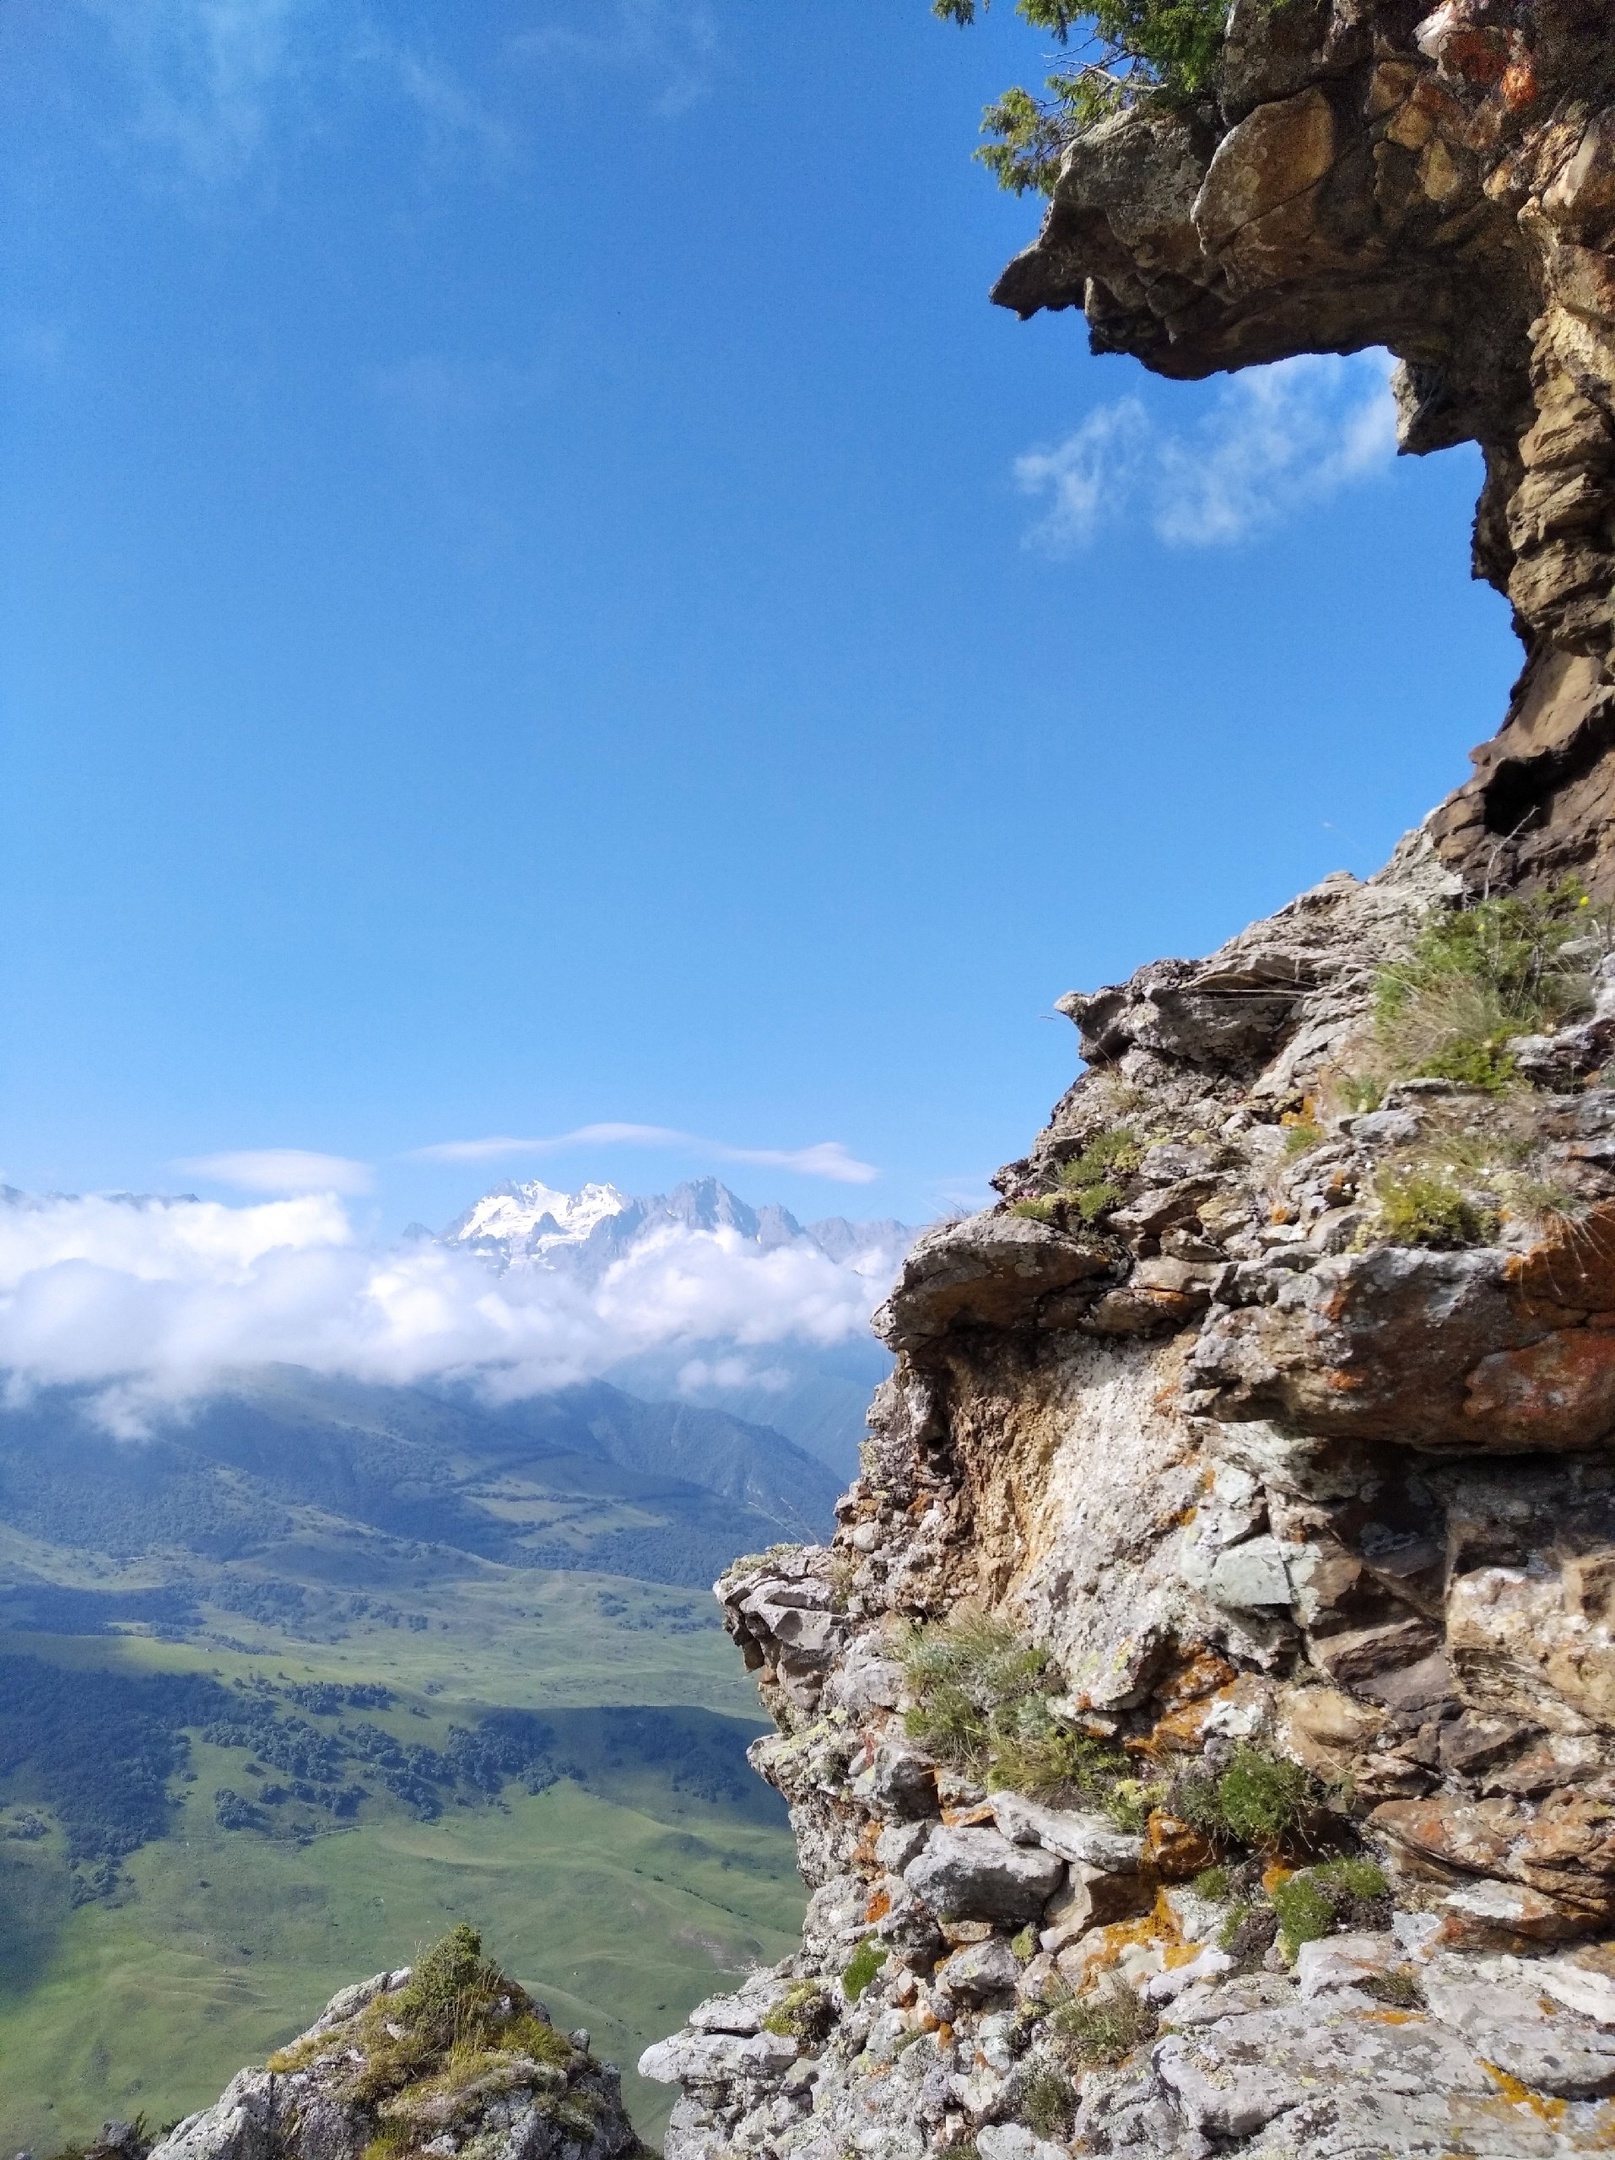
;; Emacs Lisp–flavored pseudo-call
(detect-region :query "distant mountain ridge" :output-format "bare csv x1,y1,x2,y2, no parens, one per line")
0,1366,843,1594
439,1176,914,1475
442,1173,913,1282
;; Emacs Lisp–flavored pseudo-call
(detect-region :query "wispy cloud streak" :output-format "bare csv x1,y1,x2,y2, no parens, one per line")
1016,352,1399,553
410,1125,879,1186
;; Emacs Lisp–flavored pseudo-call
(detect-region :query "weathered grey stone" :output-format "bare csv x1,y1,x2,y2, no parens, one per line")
989,1792,1144,1875
638,2029,799,2086
934,1936,1021,2004
903,1826,1063,1923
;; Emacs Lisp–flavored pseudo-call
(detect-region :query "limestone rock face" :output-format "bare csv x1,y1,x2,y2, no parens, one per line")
994,0,1615,898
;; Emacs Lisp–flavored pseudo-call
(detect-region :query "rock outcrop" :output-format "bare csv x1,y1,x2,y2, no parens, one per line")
638,810,1615,2154
994,0,1615,897
143,1930,642,2160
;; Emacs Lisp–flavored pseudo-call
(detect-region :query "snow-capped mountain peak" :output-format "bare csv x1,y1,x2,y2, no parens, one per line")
441,1175,914,1283
443,1179,632,1263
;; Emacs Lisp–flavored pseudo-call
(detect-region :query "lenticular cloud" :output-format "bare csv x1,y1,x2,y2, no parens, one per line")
0,1188,902,1432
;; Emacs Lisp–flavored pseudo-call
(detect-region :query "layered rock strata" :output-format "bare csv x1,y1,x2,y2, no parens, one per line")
994,0,1615,895
639,834,1615,2158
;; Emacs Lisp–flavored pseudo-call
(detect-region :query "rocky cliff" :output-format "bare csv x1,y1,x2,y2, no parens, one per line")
631,6,1615,2157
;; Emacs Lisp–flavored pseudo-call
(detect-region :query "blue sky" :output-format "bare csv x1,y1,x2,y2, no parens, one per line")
0,0,1519,1242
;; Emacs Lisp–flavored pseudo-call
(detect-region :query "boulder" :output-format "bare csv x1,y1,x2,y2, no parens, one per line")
933,1936,1021,2005
903,1826,1064,1923
873,1215,1109,1349
989,1792,1144,1875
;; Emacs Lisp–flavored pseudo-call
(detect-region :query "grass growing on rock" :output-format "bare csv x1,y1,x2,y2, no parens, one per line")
762,1982,834,2042
1371,884,1599,1093
279,1924,581,2158
1019,2063,1078,2137
899,1615,1134,1816
1048,1978,1157,2070
1371,1166,1499,1250
1173,1745,1315,1851
1010,1127,1145,1227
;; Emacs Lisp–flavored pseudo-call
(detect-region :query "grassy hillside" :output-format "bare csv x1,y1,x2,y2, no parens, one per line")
0,1625,802,2154
0,1370,841,2152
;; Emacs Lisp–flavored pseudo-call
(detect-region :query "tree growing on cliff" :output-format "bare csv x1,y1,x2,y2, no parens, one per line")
934,0,1231,193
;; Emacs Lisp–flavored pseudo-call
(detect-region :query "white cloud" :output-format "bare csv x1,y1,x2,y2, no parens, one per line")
411,1125,879,1186
0,1188,903,1433
1016,351,1399,553
78,0,507,186
78,0,313,182
510,1,721,120
175,1149,376,1196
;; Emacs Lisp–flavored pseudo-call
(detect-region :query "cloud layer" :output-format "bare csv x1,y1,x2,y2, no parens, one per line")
0,1188,905,1434
412,1125,879,1185
1015,352,1399,553
175,1149,376,1196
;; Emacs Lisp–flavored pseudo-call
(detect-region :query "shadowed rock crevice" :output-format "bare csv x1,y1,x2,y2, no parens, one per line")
994,0,1615,894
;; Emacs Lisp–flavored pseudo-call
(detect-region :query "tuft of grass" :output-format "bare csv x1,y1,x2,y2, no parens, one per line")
1019,2063,1077,2137
1372,1167,1498,1251
1283,1122,1325,1157
899,1616,1132,1809
1048,1978,1156,2069
1009,1196,1059,1223
1268,1872,1335,1960
842,1938,887,2003
1216,1901,1252,1954
1337,1074,1384,1114
1314,1856,1386,1902
1174,1746,1314,1852
1055,1127,1144,1223
340,1926,575,2133
1372,884,1598,1093
1190,1865,1229,1902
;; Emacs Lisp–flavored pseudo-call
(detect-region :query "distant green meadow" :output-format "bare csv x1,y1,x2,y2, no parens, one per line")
0,1580,803,2154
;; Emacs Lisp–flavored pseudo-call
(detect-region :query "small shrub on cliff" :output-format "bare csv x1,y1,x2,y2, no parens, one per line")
1372,1166,1498,1251
320,1926,574,2132
1048,1977,1157,2068
1056,1126,1144,1221
1020,2063,1078,2137
1372,884,1597,1093
900,1615,1133,1806
1268,1870,1335,1959
1173,1745,1315,1852
933,0,1233,193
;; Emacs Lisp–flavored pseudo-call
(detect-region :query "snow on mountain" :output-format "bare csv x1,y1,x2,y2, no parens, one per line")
439,1177,918,1473
442,1175,912,1282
